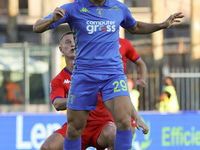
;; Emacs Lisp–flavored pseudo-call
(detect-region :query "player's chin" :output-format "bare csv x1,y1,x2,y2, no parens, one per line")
70,51,75,55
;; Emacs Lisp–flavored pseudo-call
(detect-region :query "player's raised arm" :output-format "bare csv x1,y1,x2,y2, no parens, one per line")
33,7,66,33
126,12,184,34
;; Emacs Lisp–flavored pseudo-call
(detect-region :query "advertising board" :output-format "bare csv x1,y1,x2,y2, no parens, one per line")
0,111,199,150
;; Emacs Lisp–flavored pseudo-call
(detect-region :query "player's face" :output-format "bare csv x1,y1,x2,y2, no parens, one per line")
60,34,76,58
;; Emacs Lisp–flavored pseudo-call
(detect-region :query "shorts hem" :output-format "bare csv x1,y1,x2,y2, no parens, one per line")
102,94,130,102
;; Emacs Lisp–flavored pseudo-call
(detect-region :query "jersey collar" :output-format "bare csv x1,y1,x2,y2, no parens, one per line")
64,67,72,75
83,0,110,7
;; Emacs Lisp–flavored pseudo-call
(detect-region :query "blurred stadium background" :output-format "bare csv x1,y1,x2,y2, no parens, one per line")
0,0,199,150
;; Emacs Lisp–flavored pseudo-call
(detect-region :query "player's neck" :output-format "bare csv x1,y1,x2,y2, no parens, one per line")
65,59,74,73
89,0,105,6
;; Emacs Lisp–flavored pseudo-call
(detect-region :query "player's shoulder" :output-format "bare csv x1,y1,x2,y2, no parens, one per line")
51,72,61,84
51,69,67,83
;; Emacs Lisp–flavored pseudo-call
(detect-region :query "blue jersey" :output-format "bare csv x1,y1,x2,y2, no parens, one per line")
45,0,136,74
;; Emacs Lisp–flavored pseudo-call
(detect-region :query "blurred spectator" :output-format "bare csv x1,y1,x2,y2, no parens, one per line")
157,76,179,113
127,78,140,111
3,77,23,105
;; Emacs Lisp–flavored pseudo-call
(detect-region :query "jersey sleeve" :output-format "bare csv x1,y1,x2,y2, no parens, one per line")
50,77,65,104
120,4,137,29
125,39,140,62
44,3,73,29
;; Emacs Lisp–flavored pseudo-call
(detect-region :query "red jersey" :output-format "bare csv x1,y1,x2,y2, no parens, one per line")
119,38,140,74
50,67,113,122
50,68,71,103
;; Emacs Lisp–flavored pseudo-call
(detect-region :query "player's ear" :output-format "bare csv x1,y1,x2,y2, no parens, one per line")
59,46,64,53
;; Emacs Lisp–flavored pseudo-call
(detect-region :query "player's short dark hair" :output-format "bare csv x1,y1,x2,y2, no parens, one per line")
59,31,73,43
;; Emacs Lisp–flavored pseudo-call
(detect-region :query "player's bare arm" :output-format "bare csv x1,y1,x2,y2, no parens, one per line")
53,98,67,111
130,103,149,134
126,12,184,34
33,7,66,33
130,102,149,134
135,117,149,134
134,58,147,87
33,18,53,33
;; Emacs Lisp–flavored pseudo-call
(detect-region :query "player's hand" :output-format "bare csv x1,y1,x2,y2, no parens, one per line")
164,12,184,29
51,7,66,22
135,118,149,134
136,79,146,87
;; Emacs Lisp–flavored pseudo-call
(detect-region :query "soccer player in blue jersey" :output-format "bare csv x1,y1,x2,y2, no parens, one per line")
33,0,184,149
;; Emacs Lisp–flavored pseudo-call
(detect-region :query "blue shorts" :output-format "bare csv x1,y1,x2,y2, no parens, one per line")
67,73,130,110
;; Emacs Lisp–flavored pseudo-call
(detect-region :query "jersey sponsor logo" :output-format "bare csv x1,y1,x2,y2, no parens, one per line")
63,79,70,84
96,8,104,17
109,5,121,11
86,21,116,34
80,7,89,12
